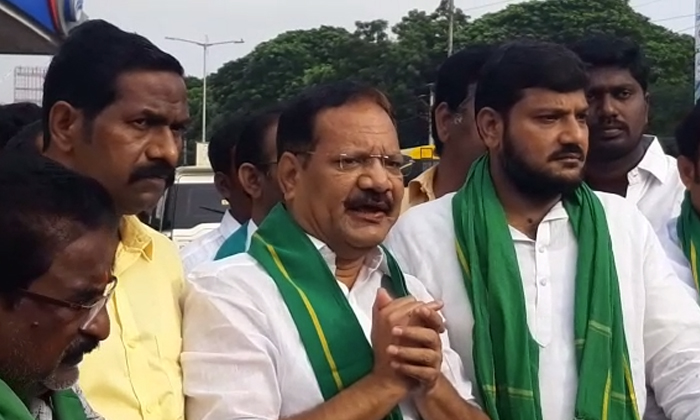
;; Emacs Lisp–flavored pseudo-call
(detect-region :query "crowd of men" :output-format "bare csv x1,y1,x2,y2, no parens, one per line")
1,16,700,420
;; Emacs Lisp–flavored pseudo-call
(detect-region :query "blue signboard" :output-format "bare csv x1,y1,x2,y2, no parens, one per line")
3,0,85,37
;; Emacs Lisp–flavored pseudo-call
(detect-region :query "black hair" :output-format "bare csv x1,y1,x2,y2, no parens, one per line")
569,34,650,92
4,120,42,153
0,102,41,149
431,44,496,155
277,80,393,157
475,40,589,116
0,152,118,294
675,99,700,161
42,19,184,150
208,116,247,174
234,106,284,169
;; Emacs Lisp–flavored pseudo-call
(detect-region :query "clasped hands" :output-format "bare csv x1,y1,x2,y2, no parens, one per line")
370,288,445,397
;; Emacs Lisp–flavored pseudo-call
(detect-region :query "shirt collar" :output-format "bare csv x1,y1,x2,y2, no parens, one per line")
119,215,154,260
218,211,241,238
633,135,670,184
306,234,385,275
406,165,438,204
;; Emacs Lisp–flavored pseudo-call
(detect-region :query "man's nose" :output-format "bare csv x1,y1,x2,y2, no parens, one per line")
357,158,392,193
80,305,110,342
145,129,182,168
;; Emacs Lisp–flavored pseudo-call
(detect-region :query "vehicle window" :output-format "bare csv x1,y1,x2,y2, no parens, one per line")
161,183,227,230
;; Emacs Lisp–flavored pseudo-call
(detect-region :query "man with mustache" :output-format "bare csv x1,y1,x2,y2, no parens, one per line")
569,35,684,234
385,40,700,420
0,152,119,420
182,81,485,420
214,106,284,259
42,20,189,420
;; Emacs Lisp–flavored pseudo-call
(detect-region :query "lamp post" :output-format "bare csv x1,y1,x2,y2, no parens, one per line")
447,0,455,56
165,35,244,142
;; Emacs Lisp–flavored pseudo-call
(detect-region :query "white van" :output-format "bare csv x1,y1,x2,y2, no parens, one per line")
148,166,228,248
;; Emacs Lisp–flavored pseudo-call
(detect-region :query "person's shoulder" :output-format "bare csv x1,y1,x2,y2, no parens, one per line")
594,191,646,221
187,252,273,299
178,228,218,258
392,192,455,234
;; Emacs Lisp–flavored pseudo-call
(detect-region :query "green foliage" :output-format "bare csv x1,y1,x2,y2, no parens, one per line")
186,0,695,147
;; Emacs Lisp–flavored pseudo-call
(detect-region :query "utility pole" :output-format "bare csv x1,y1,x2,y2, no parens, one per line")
428,83,435,146
447,0,455,56
165,35,244,143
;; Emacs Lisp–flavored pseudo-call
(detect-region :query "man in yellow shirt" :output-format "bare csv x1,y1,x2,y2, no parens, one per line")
42,20,188,420
402,44,495,212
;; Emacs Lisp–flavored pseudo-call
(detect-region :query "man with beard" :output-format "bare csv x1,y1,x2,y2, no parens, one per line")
0,152,119,419
182,81,485,420
401,44,494,212
385,40,700,419
569,35,684,234
42,20,189,420
214,107,283,258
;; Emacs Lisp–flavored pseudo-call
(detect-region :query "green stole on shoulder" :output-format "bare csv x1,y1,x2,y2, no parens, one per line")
451,155,639,420
247,204,407,420
214,221,250,260
676,191,700,291
0,379,87,420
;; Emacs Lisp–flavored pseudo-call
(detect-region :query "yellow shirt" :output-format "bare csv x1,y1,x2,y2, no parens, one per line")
401,165,437,213
79,216,185,420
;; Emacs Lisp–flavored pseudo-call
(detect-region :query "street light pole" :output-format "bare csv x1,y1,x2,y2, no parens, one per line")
447,0,455,56
165,35,244,142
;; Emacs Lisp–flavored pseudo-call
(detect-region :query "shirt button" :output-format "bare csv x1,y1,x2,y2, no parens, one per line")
537,246,545,253
539,278,547,286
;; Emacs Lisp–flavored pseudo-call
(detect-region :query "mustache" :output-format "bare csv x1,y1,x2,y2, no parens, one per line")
61,337,99,363
345,191,393,213
594,118,628,132
128,160,175,186
548,144,585,161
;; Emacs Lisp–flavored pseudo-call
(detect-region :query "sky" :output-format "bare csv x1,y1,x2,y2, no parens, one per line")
0,0,695,102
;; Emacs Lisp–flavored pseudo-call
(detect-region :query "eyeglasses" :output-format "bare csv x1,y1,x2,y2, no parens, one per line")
17,275,118,330
296,151,414,178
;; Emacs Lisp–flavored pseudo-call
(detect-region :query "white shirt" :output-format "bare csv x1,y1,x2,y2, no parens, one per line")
385,191,700,420
179,211,240,274
624,137,684,235
182,236,475,420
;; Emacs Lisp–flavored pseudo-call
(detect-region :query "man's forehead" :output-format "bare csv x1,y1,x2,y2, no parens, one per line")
587,67,638,88
519,88,587,107
114,71,187,105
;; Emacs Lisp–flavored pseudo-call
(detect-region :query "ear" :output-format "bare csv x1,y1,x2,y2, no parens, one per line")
238,163,263,199
678,155,696,190
433,102,453,146
277,152,302,202
214,172,232,202
475,107,503,151
47,101,82,153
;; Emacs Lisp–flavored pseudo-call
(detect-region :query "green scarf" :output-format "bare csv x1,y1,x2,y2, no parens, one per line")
214,221,250,260
452,155,639,420
247,204,408,420
676,192,700,291
0,379,87,420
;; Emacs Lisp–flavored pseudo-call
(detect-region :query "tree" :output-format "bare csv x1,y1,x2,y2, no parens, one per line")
459,0,693,136
189,0,694,147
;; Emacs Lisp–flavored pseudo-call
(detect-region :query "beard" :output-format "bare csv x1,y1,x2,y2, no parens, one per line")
500,131,583,201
